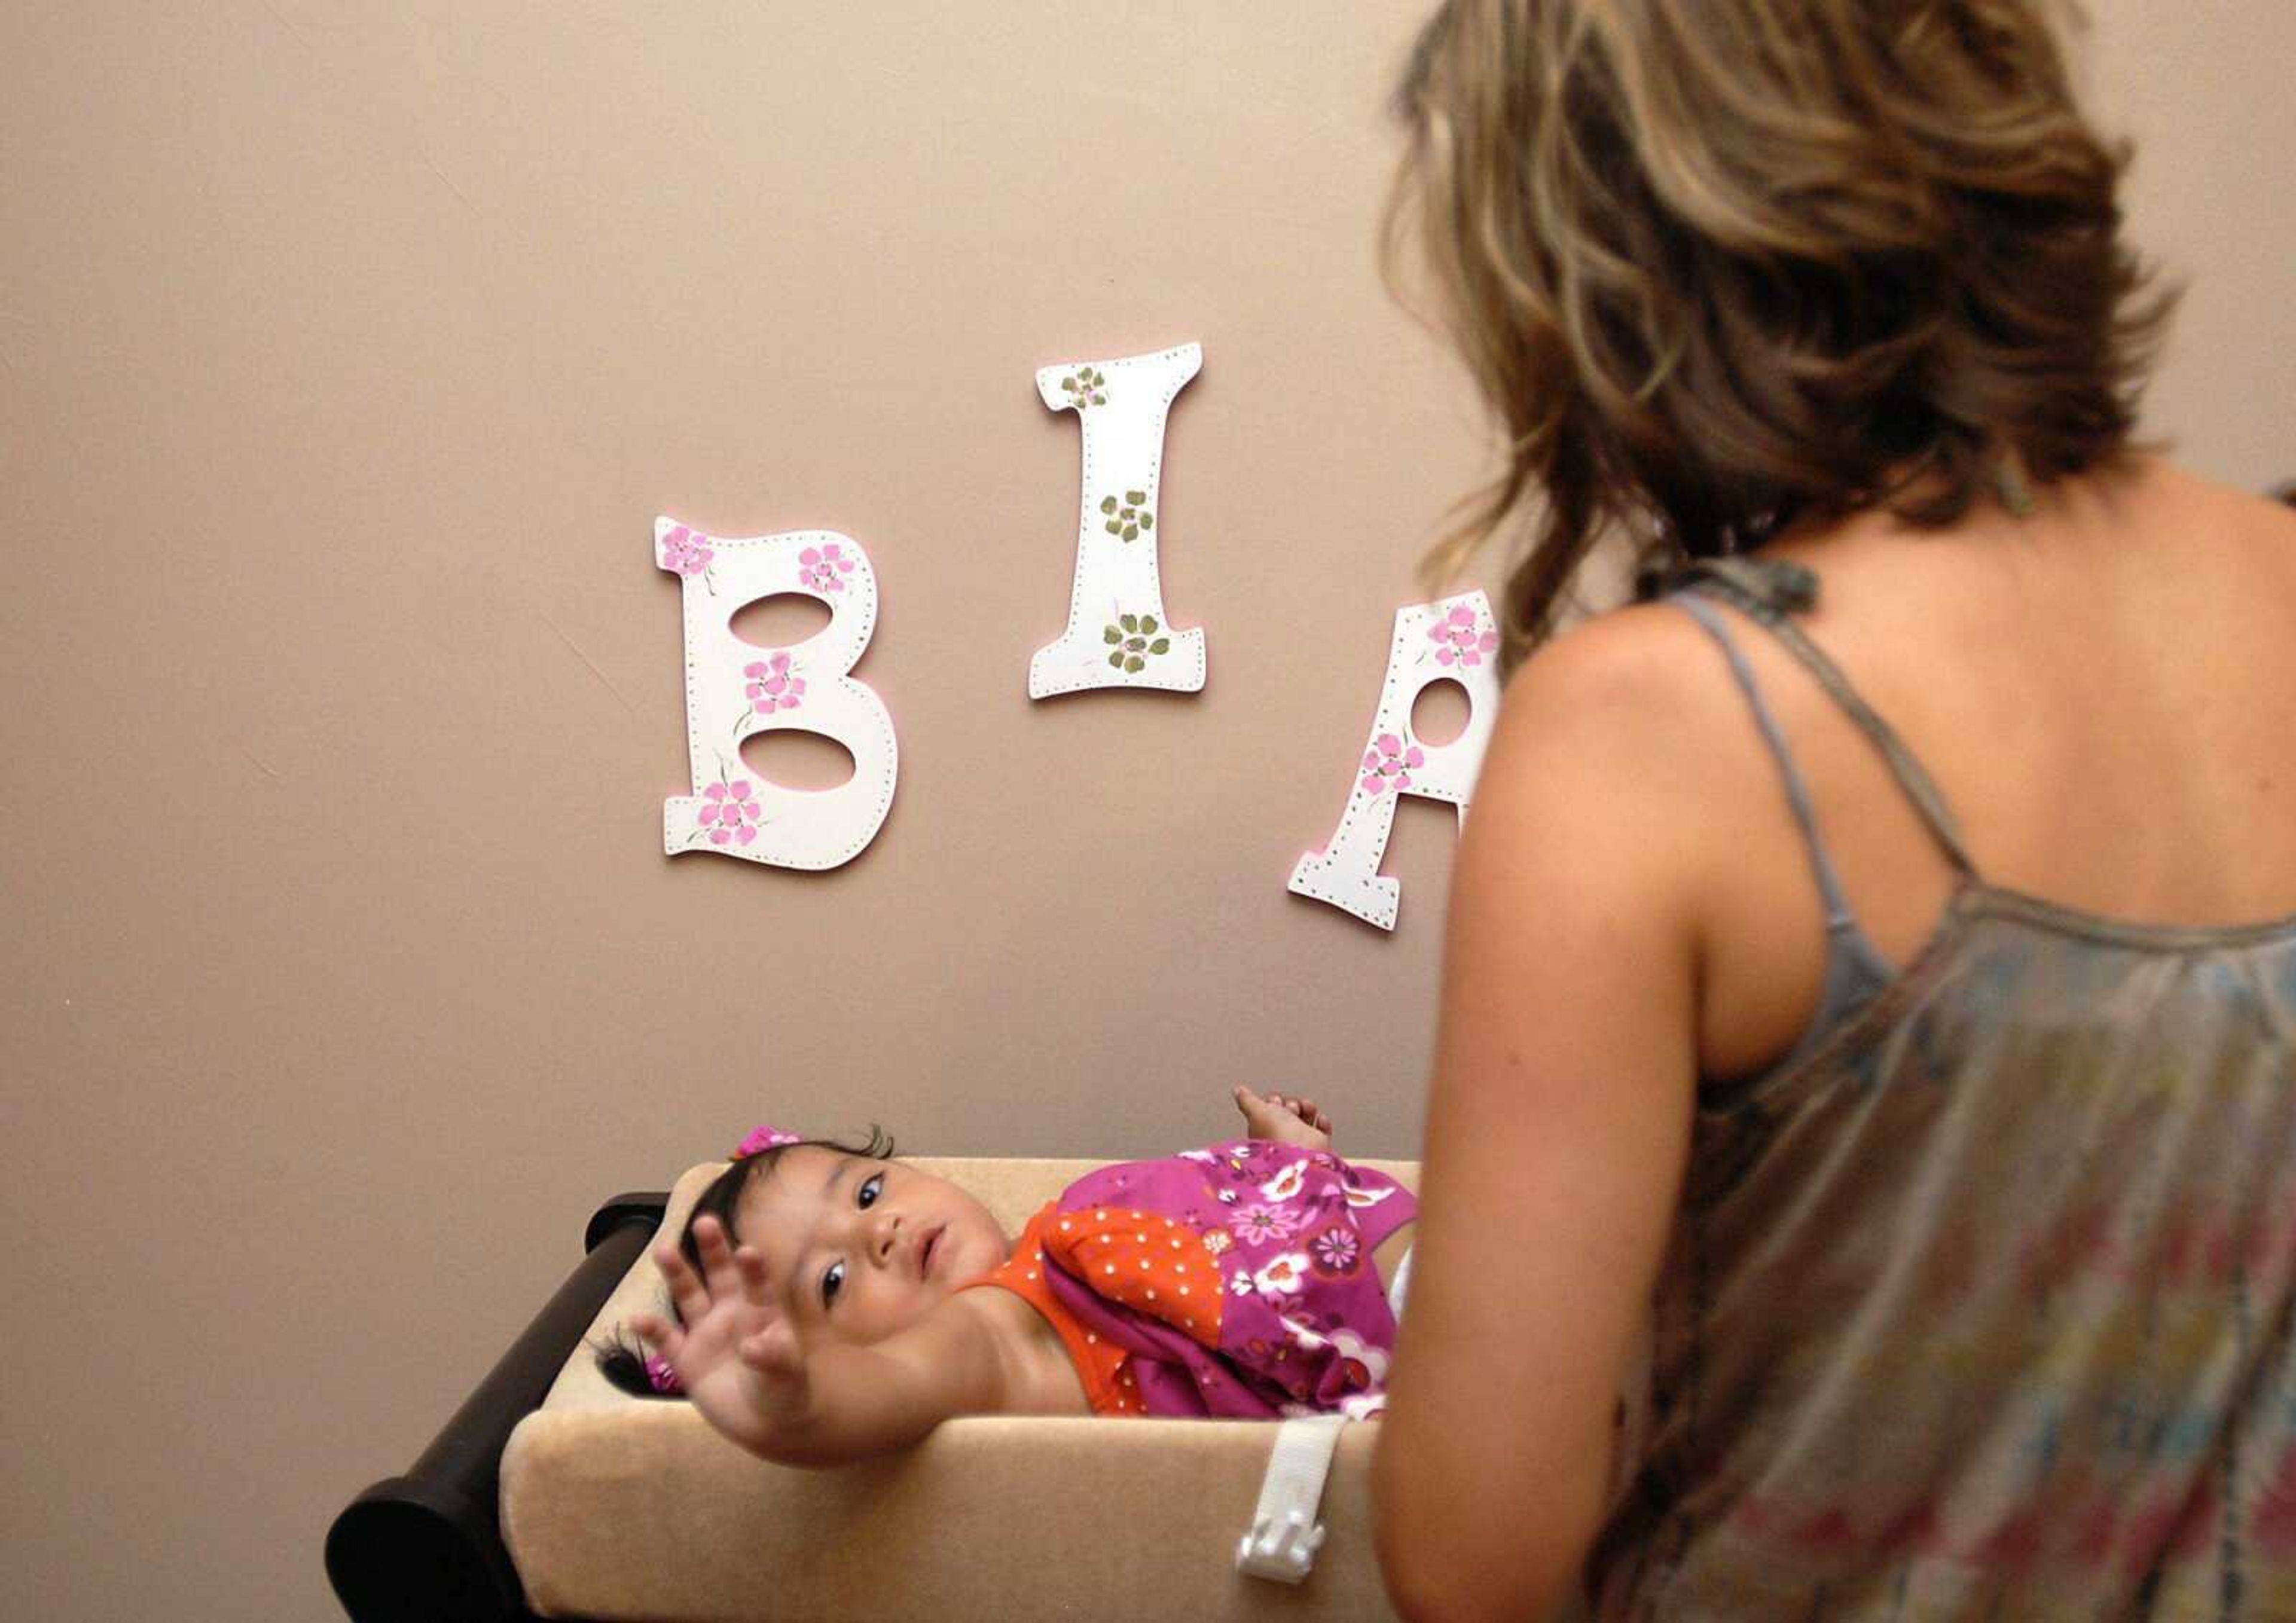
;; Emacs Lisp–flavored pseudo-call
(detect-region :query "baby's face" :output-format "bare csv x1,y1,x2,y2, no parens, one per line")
732,1146,1010,1350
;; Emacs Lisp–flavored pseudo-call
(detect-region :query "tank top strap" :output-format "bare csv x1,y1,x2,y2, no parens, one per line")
1665,556,1980,880
1669,592,1861,931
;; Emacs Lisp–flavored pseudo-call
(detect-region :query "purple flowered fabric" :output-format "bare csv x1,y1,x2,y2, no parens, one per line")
1039,1142,1416,1419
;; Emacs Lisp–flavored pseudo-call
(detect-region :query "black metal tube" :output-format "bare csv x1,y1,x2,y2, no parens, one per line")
324,1192,668,1623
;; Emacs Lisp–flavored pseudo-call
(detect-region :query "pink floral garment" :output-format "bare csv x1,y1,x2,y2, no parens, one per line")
1033,1142,1416,1419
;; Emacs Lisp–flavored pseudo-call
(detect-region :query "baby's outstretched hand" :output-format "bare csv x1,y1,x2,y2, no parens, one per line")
634,1215,818,1457
1234,1084,1333,1151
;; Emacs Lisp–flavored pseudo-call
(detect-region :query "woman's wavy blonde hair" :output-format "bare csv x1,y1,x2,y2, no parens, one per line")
1383,0,2176,672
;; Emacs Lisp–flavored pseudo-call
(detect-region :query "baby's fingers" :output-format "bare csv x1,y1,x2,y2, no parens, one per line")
738,1318,805,1386
630,1309,683,1364
733,1241,772,1308
654,1242,712,1328
691,1214,745,1301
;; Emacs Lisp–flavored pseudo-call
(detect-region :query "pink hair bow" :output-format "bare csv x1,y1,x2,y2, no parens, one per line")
732,1124,803,1160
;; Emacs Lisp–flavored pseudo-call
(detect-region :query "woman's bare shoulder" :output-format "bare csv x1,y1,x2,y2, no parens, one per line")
1492,597,1778,797
1506,596,1742,722
1472,599,1781,928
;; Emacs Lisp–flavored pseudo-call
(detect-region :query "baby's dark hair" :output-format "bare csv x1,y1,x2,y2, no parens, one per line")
593,1125,896,1400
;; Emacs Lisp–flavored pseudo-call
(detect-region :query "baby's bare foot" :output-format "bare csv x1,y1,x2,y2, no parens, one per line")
1234,1085,1332,1151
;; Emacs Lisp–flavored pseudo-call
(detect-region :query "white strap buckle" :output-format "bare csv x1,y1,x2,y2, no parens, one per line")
1236,1507,1328,1584
1235,1415,1349,1585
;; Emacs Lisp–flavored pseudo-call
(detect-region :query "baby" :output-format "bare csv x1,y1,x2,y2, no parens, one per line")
620,1087,1416,1467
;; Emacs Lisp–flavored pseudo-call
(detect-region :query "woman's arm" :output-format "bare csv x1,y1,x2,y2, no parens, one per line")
1373,610,1706,1622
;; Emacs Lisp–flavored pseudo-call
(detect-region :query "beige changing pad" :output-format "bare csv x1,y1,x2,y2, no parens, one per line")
500,1155,1421,1622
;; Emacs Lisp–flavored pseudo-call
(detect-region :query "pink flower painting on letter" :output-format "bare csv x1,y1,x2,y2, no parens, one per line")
743,652,806,714
1360,733,1424,797
1428,603,1499,667
660,524,715,577
801,542,854,594
697,780,762,847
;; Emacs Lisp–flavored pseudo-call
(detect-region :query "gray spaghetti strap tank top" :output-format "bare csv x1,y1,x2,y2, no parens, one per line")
1589,557,2296,1620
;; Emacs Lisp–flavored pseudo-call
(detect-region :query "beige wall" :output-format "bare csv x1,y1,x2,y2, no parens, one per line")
2,4,2288,1619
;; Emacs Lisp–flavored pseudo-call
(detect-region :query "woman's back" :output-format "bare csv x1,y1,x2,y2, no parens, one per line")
1592,457,2296,1618
1682,457,2296,1084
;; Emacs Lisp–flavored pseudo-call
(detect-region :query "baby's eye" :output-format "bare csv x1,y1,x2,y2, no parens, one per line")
822,1260,845,1308
857,1173,884,1209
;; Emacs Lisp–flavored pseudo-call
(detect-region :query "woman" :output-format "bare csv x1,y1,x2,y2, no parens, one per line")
1370,2,2296,1618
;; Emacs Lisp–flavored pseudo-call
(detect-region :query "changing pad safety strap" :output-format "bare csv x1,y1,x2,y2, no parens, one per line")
1235,1414,1349,1585
1235,1245,1409,1585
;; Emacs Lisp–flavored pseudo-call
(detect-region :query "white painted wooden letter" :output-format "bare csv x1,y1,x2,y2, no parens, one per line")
1028,343,1207,699
1289,592,1502,930
657,520,897,870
